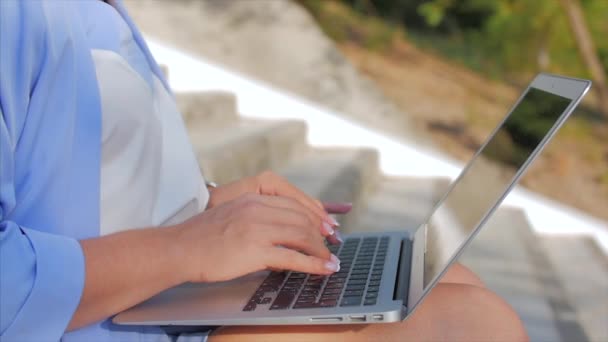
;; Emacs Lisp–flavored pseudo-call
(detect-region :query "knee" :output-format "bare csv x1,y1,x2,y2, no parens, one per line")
449,285,528,341
441,263,485,288
410,283,528,341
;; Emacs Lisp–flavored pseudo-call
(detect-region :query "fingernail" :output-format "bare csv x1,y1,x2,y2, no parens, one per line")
325,260,340,272
328,216,340,227
334,230,344,244
322,222,335,235
330,254,341,265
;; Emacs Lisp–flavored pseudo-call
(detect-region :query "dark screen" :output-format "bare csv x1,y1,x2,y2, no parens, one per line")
423,87,571,288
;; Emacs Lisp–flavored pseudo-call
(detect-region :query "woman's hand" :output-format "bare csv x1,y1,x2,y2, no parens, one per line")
174,193,341,283
207,171,352,243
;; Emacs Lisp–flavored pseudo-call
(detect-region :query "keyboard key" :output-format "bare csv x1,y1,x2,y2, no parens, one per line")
243,302,257,311
323,288,342,295
284,280,303,286
289,273,307,280
344,290,364,297
340,296,362,306
321,293,340,301
365,292,378,299
350,274,368,280
364,299,377,306
270,291,297,310
351,270,370,275
345,285,365,291
326,282,345,289
296,299,316,305
301,289,320,296
293,302,319,309
304,281,323,288
353,264,371,269
318,299,339,307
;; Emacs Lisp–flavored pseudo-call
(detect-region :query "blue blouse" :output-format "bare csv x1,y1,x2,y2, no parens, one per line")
0,1,200,341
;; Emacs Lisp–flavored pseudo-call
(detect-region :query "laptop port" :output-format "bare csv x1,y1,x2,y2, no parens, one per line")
310,317,343,322
372,314,384,321
349,315,367,322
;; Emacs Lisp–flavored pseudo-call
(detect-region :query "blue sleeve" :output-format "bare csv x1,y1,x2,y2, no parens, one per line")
0,2,86,340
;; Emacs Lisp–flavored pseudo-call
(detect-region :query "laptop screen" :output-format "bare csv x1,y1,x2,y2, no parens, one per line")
423,87,572,288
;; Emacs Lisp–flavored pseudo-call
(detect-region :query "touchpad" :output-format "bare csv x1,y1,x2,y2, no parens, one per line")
114,271,268,324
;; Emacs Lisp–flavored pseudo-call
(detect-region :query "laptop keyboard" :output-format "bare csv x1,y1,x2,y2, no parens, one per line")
243,236,389,311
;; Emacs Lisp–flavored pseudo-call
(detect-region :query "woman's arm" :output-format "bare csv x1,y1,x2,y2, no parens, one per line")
67,225,184,331
68,193,339,331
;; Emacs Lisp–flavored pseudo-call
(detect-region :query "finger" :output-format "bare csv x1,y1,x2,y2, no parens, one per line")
326,229,344,245
266,247,340,275
262,225,331,260
323,202,353,214
258,172,335,226
252,195,335,237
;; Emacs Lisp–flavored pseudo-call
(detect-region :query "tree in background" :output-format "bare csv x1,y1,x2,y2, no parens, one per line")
338,0,607,118
559,0,608,118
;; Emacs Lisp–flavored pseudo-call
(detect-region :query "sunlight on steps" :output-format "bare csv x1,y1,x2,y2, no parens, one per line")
146,37,608,254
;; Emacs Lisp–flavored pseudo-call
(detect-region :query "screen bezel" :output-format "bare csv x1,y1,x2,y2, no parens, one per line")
405,73,591,316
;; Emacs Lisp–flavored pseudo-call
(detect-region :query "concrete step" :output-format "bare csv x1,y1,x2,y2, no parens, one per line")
188,119,308,184
345,177,450,235
539,236,608,342
460,207,588,342
277,147,380,226
176,91,238,127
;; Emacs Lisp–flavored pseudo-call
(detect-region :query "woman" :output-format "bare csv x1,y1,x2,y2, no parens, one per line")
0,0,527,341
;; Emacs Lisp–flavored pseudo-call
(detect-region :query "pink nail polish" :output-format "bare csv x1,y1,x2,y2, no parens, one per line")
325,261,340,272
330,254,341,265
322,222,335,235
328,216,340,227
334,230,344,244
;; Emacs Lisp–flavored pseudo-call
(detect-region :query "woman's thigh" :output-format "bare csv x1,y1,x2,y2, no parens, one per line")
210,265,525,342
439,262,485,287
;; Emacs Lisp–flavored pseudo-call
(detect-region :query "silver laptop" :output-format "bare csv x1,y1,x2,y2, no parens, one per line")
114,73,590,326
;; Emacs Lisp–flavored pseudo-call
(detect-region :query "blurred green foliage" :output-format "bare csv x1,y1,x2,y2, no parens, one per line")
298,0,400,51
298,0,607,173
303,0,607,82
482,88,572,167
504,89,571,151
600,171,608,185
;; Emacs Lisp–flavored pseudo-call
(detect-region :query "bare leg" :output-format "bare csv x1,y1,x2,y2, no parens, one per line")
209,264,527,342
440,262,485,288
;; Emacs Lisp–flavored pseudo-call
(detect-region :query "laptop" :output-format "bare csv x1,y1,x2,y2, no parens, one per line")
114,73,590,326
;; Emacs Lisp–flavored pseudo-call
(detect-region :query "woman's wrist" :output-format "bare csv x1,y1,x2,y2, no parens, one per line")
163,223,196,284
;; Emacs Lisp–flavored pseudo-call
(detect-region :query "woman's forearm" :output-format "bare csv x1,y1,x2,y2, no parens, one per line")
67,225,186,331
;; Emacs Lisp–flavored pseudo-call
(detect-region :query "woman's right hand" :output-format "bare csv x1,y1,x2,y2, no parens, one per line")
172,193,341,283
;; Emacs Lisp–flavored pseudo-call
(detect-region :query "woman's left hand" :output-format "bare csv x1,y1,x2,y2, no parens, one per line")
206,171,352,243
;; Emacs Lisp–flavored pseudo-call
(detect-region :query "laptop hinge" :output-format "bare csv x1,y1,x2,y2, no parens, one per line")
393,239,413,307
